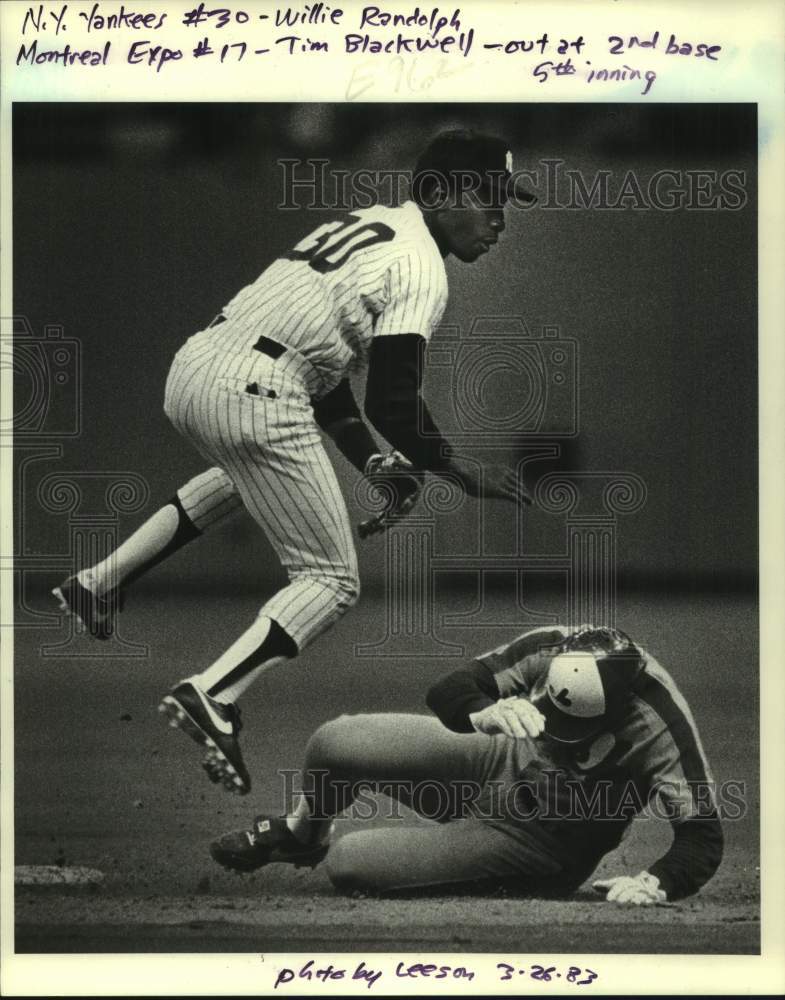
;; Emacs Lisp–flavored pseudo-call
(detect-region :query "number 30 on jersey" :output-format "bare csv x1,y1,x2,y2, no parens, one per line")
285,214,395,274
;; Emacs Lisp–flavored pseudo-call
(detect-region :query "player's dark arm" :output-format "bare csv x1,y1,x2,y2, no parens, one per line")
648,812,724,900
427,629,556,731
312,380,379,473
364,335,532,504
426,661,500,733
364,334,451,471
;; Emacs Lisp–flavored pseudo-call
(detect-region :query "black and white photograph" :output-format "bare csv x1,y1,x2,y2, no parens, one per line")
1,1,783,995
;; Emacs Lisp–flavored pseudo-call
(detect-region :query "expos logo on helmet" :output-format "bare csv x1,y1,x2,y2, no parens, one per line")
529,626,646,744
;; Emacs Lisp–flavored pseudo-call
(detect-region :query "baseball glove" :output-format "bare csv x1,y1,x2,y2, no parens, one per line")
358,451,423,538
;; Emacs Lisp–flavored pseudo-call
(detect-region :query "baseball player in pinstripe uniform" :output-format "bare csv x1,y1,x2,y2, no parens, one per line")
210,625,724,903
53,130,536,795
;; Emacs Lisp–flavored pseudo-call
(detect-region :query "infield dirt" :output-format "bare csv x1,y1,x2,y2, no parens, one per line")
14,589,759,954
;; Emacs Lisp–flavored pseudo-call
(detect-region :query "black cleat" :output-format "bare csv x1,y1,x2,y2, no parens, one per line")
210,815,329,873
159,680,251,795
52,575,122,640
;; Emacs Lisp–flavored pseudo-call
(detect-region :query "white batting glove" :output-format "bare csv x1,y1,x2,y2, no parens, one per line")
592,871,667,906
469,697,545,740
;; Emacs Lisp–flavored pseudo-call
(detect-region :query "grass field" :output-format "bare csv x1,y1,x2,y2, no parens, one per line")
13,587,759,954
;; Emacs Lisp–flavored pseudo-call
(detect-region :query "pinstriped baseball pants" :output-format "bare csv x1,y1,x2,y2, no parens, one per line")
163,336,360,651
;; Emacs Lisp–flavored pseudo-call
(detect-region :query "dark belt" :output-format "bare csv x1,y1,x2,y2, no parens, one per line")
209,315,287,360
208,315,285,397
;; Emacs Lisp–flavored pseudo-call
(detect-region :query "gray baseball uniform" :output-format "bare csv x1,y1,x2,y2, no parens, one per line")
315,627,723,897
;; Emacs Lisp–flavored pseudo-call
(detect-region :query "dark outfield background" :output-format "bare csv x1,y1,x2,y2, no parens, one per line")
13,102,757,590
11,104,758,954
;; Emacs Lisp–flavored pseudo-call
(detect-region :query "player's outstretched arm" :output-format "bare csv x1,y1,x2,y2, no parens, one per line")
596,813,723,903
364,334,532,506
594,726,725,905
444,455,532,506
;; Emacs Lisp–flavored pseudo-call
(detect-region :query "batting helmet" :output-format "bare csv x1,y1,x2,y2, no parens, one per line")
529,626,646,744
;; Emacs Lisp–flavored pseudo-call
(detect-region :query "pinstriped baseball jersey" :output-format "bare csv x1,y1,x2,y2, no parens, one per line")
184,201,448,399
475,626,717,826
163,200,450,653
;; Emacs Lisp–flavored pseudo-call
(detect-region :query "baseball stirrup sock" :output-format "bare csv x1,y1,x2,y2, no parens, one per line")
122,495,202,587
203,618,298,703
81,495,201,596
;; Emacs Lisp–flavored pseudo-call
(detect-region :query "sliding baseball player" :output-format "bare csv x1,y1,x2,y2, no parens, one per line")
211,625,724,906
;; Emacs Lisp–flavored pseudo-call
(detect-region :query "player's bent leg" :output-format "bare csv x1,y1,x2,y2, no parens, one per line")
183,562,359,717
282,713,504,845
53,467,240,639
178,461,361,716
197,616,299,704
173,467,243,534
305,713,486,776
160,361,362,792
160,604,301,796
210,391,361,657
160,616,298,795
259,569,360,653
325,820,564,896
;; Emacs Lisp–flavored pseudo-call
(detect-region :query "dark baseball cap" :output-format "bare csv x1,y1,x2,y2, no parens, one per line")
413,129,537,207
529,631,646,744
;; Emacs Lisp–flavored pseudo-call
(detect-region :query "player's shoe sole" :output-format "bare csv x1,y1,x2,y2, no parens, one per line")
158,681,251,796
52,575,121,641
210,815,329,873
